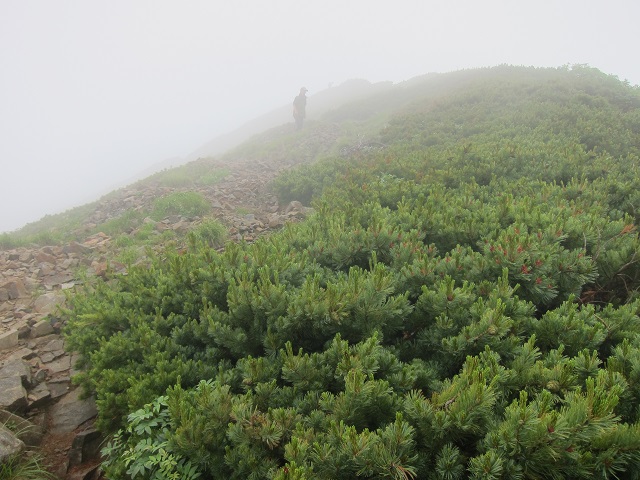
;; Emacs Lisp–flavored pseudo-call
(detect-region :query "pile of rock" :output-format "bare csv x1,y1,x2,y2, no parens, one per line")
0,236,113,478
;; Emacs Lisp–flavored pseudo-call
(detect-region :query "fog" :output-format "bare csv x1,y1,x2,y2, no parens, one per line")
1,0,639,233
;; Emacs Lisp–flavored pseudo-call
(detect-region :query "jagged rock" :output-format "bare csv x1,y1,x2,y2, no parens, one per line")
47,378,70,399
284,200,304,214
27,382,51,410
63,242,90,255
43,272,75,288
0,410,44,447
34,292,64,314
44,354,71,374
90,261,108,277
40,352,56,363
0,278,28,300
268,213,286,228
4,347,36,362
17,323,31,339
31,318,55,338
40,349,65,363
33,368,48,384
83,233,110,247
0,302,11,316
0,424,25,462
41,338,64,352
0,359,32,387
35,251,57,265
68,428,102,467
171,220,190,233
67,464,102,480
48,388,97,434
36,263,55,277
0,329,19,350
27,333,58,349
0,376,27,413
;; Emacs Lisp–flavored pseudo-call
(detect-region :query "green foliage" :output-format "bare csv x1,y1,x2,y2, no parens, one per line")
101,395,201,480
198,167,231,186
64,66,640,478
144,162,230,188
95,210,144,237
0,200,99,248
271,156,349,205
151,192,212,220
0,454,57,480
0,233,21,250
188,219,227,249
0,420,57,480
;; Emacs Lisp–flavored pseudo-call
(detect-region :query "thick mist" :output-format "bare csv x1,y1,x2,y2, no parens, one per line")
1,0,639,233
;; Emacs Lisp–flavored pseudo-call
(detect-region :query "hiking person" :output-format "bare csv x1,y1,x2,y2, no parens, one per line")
293,87,308,130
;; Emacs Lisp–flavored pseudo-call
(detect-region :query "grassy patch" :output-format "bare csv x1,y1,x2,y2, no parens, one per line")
93,210,143,237
151,192,212,221
189,219,227,248
198,168,230,185
0,233,22,250
144,161,230,188
0,452,57,479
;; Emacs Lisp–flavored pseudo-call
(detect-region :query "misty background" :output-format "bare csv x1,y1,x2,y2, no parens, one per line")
1,0,639,233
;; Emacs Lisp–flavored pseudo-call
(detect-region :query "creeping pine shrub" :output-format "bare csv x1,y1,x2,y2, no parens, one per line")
101,396,201,480
64,66,640,479
151,192,212,221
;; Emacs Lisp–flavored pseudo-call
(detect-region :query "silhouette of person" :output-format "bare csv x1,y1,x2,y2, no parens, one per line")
293,87,308,130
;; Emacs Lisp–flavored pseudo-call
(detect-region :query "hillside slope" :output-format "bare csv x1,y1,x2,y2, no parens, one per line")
184,78,393,162
2,64,640,479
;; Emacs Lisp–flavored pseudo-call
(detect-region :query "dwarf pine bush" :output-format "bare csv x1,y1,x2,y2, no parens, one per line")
64,66,640,479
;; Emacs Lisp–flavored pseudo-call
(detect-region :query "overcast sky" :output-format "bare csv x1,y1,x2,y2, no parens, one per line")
1,1,639,233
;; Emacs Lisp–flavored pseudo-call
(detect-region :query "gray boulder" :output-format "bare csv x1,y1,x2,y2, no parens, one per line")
0,423,25,463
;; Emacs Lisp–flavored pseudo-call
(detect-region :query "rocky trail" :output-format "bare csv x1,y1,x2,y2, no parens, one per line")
0,153,311,478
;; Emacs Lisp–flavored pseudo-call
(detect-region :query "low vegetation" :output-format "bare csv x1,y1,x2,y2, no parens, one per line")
142,161,230,188
0,161,230,249
150,191,212,221
56,65,640,478
0,454,57,480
